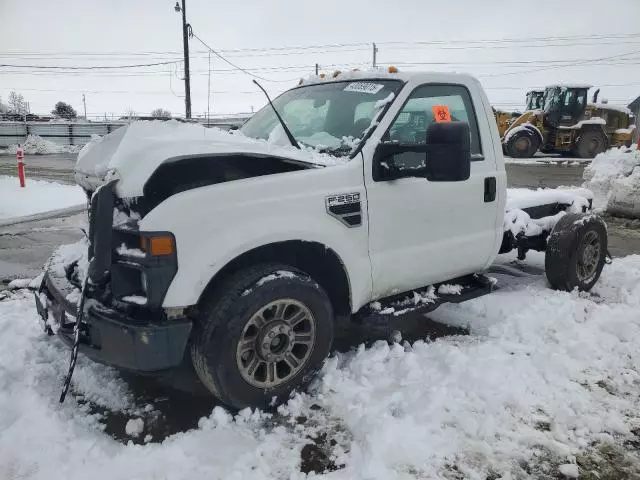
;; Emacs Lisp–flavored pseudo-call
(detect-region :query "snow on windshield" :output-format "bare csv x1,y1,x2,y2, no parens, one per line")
242,79,403,155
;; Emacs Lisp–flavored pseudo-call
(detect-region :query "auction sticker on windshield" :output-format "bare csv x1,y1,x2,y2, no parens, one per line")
344,82,385,94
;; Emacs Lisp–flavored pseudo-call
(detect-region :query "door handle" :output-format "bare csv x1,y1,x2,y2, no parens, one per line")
484,177,496,202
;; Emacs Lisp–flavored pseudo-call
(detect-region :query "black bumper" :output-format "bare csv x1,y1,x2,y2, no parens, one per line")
36,271,192,372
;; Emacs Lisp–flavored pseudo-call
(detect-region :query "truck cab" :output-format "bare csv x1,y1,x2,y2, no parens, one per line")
36,70,607,410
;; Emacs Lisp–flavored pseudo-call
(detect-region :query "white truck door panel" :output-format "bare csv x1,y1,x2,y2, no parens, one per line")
363,79,501,298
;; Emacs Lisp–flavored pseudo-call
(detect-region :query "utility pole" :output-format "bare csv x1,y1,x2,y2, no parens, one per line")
82,94,87,119
315,63,319,75
175,1,192,119
372,43,378,69
207,50,211,126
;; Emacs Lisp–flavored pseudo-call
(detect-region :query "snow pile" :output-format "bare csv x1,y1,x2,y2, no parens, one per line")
125,418,144,438
437,284,462,295
583,147,640,217
6,134,83,155
47,239,88,284
0,176,86,221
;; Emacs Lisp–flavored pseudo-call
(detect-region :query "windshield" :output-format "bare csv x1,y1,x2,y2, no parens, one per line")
240,80,403,156
543,87,562,112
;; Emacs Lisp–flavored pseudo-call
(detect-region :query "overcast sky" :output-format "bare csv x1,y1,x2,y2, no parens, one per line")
1,0,639,119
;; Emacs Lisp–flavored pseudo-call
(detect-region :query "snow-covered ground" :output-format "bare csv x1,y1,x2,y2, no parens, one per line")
583,147,640,217
1,253,639,479
0,176,86,221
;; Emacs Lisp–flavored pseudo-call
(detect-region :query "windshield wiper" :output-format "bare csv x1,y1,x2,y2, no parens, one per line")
253,79,300,150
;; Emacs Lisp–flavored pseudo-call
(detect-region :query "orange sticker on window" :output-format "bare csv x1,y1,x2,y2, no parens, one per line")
432,105,452,123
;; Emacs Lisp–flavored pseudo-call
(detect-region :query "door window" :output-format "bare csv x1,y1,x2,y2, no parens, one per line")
381,84,482,172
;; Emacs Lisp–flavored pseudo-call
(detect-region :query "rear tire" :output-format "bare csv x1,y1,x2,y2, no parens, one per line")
545,214,607,292
506,129,540,158
574,131,607,158
191,263,334,410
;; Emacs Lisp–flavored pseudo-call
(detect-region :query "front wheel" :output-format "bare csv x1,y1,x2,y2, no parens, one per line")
191,264,334,410
506,128,540,158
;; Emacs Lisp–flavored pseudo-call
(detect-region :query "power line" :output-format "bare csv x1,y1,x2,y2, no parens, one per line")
479,48,640,77
189,31,290,83
4,31,639,57
0,60,178,70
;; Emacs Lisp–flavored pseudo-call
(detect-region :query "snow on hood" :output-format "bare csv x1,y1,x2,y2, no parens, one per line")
74,120,346,197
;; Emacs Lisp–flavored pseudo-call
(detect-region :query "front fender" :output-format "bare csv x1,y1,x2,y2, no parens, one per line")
138,164,372,311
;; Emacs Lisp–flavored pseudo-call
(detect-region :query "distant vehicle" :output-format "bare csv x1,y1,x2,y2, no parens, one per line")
36,70,608,410
503,84,636,158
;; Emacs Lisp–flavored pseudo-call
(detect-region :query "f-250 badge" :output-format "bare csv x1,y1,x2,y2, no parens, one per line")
325,193,362,228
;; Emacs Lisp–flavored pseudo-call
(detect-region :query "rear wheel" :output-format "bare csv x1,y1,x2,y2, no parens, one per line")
545,214,607,292
506,129,540,158
191,263,334,410
574,131,607,158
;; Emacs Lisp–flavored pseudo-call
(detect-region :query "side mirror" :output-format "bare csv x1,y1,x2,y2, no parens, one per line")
373,121,471,182
424,121,471,182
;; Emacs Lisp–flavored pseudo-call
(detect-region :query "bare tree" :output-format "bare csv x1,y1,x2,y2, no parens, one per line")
7,91,28,115
0,96,7,114
150,108,172,119
124,108,137,119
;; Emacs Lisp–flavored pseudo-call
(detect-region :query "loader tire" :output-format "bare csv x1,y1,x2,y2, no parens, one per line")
191,263,334,410
506,129,539,158
574,131,607,158
545,214,607,292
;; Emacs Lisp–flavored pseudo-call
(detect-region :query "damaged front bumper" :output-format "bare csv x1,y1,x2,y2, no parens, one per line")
35,264,192,372
35,180,192,373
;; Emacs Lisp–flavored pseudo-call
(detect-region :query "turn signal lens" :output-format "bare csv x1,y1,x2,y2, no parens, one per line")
149,235,174,256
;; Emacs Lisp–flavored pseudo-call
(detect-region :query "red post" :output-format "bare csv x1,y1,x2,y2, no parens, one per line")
16,145,25,188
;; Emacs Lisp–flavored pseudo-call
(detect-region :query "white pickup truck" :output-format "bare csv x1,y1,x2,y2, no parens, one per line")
35,70,608,410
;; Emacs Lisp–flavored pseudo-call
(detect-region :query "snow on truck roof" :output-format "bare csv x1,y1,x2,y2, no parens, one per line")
299,67,478,86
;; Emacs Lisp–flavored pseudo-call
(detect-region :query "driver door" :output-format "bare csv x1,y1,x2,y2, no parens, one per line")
364,82,501,298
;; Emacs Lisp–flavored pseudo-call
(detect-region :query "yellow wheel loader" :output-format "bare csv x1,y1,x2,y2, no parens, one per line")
493,90,542,137
503,85,636,159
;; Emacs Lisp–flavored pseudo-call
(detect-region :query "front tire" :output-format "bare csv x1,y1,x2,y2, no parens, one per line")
506,129,540,158
191,264,334,410
545,214,607,292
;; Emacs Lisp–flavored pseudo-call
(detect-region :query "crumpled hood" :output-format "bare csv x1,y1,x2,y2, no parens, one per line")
74,120,345,197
